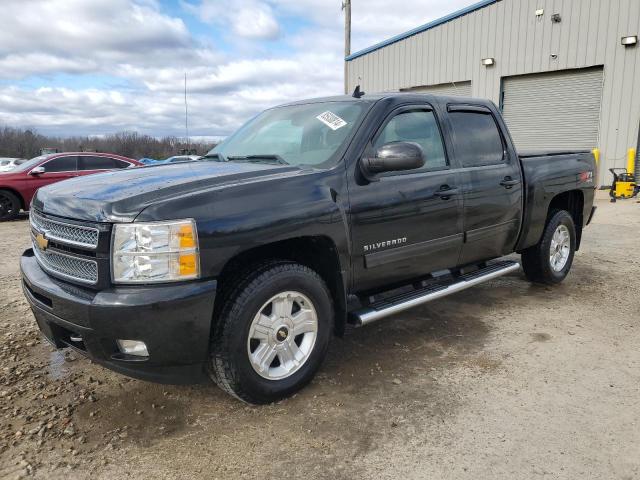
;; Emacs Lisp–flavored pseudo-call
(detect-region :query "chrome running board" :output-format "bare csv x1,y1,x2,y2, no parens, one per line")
350,260,520,327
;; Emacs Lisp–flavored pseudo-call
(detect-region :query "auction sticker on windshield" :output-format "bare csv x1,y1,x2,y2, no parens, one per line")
316,111,347,130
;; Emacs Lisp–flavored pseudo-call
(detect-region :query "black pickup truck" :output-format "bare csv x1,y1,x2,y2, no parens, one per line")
21,93,596,404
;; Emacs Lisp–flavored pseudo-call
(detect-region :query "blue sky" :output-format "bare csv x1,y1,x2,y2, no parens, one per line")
0,0,474,139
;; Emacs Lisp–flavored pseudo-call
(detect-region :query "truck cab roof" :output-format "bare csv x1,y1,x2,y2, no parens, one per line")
278,92,495,109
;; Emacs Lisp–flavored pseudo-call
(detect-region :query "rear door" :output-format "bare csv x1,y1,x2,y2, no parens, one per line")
349,103,464,292
446,105,523,265
77,155,132,176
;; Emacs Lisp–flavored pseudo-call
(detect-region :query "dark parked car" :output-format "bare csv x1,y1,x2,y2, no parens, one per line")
21,94,596,404
0,152,142,220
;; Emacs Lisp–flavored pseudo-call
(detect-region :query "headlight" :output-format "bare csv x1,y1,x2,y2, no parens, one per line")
111,219,200,284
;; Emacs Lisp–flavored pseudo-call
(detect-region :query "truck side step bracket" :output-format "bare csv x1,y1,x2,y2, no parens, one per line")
349,260,521,327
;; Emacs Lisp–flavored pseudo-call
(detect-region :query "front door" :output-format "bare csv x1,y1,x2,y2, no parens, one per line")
446,105,523,265
348,105,464,293
26,155,78,203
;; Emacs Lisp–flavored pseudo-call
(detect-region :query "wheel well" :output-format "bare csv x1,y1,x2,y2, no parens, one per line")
548,190,584,249
214,236,347,336
0,188,26,210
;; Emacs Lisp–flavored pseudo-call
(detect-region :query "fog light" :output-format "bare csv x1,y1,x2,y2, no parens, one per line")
116,340,149,357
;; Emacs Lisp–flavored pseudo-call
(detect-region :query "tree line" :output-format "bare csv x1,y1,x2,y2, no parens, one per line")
0,126,217,160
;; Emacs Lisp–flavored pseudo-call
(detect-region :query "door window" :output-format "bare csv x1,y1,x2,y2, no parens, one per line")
42,156,77,172
374,110,447,171
78,156,130,170
449,111,505,167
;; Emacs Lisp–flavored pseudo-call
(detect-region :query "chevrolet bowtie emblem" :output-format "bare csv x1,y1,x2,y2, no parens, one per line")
35,232,49,251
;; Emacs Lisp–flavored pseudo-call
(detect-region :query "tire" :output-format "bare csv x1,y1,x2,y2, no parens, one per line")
0,190,21,221
521,210,576,285
209,261,334,404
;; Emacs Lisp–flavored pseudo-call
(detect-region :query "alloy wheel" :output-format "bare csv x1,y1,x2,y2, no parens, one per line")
247,291,318,380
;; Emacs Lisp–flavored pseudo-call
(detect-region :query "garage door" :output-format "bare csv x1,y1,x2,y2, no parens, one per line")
402,81,472,97
501,67,604,151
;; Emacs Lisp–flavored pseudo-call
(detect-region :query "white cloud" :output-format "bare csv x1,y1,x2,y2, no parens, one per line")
0,54,98,79
0,0,198,78
269,0,479,52
183,0,280,40
122,52,341,93
1,0,480,138
0,50,342,138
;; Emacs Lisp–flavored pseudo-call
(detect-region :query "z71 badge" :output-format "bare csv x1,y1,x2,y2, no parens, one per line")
578,171,594,183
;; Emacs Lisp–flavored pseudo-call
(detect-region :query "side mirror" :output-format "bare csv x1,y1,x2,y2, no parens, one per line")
360,142,425,181
30,166,45,175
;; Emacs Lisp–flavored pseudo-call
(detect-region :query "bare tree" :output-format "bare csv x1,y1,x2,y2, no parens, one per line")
0,126,217,160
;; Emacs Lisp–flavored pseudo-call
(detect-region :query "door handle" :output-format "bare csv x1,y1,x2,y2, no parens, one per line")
500,177,520,189
434,186,458,199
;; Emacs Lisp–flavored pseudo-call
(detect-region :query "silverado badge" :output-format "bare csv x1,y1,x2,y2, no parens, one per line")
35,232,49,251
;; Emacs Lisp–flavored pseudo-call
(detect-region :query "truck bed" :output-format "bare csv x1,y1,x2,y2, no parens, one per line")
518,150,591,158
516,150,596,252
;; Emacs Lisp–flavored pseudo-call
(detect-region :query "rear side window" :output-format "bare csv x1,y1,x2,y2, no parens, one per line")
449,111,505,167
43,156,77,172
374,110,447,170
78,156,129,170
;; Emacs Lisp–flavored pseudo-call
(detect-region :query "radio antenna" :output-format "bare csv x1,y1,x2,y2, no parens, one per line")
184,72,190,151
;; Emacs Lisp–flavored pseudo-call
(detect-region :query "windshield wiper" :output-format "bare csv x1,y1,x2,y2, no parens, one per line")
226,154,289,165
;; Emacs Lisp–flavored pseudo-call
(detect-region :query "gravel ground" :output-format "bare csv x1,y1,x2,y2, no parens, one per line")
1,192,639,480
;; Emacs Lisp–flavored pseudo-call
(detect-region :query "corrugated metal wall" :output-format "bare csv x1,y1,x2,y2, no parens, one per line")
401,81,472,96
346,0,640,185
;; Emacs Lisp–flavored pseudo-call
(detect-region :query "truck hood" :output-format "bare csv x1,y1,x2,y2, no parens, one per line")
33,161,300,222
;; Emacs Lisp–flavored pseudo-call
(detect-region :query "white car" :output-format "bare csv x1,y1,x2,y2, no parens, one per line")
0,158,27,172
162,155,202,164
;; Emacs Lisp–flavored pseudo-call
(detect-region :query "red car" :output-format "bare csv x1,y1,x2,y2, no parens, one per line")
0,152,142,221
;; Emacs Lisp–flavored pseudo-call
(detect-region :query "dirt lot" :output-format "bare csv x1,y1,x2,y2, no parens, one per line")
0,192,639,480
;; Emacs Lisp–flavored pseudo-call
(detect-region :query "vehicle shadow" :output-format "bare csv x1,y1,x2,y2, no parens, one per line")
5,212,29,222
74,274,512,449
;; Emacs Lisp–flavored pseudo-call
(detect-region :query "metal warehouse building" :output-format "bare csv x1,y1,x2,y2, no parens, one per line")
345,0,640,186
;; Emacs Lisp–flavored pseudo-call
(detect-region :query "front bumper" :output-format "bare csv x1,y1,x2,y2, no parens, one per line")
21,249,217,384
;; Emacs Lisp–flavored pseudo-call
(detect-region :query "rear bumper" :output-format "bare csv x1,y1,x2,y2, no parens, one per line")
21,249,217,384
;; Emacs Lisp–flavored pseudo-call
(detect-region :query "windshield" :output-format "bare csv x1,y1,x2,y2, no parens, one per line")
208,101,369,169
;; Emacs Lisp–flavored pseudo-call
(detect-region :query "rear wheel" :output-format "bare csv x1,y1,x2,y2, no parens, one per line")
0,190,20,221
209,261,333,404
521,210,576,284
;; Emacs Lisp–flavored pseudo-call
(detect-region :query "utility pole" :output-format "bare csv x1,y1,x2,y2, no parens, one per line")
343,0,351,94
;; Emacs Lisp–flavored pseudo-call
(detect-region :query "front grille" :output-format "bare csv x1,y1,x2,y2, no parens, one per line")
32,236,99,285
30,210,99,249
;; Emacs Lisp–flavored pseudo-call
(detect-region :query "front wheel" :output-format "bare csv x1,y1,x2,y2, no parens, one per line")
521,210,576,284
209,261,333,404
0,190,21,221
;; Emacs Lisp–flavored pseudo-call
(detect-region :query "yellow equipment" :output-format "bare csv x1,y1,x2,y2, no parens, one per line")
609,148,638,202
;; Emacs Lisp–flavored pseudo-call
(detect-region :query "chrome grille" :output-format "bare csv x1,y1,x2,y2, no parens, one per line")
30,211,99,249
32,236,98,285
